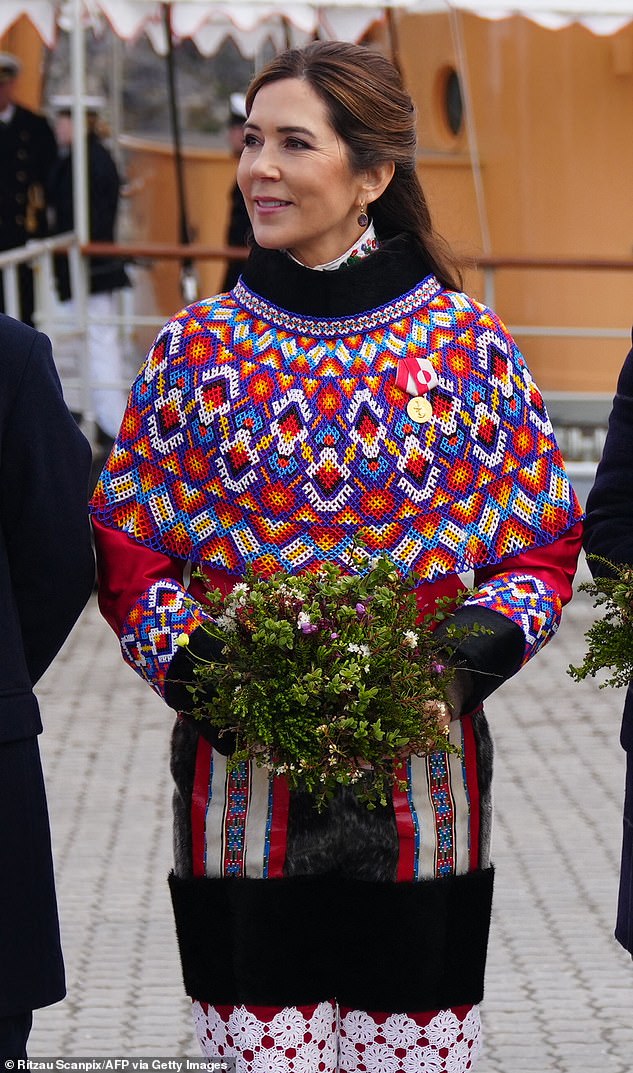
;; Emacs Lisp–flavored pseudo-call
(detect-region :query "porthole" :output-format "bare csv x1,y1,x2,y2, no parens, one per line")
442,67,464,137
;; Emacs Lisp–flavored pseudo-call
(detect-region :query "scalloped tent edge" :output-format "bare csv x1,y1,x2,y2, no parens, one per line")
3,2,633,54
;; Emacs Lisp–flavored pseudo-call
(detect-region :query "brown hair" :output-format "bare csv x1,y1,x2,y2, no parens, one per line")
245,40,462,291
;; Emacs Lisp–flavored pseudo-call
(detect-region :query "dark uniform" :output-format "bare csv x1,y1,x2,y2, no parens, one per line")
47,129,130,301
220,179,251,291
0,104,57,324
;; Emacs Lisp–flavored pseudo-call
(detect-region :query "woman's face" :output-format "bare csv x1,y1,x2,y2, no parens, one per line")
237,77,368,268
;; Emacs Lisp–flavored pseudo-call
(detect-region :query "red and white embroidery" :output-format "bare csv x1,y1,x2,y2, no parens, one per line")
339,1006,482,1073
194,1000,338,1071
192,1001,482,1073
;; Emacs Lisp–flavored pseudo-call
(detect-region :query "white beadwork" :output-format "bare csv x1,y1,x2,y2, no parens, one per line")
194,1000,338,1072
340,1006,482,1073
382,1013,421,1049
424,1010,460,1049
342,1009,377,1044
269,1007,309,1048
226,1006,265,1050
193,1001,482,1072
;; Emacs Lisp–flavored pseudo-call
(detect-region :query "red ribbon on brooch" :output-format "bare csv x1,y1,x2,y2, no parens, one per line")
395,355,438,397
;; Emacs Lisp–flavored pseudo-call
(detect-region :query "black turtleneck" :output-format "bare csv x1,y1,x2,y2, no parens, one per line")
239,234,435,318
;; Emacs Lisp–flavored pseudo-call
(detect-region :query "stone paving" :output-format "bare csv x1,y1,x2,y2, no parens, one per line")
26,557,632,1069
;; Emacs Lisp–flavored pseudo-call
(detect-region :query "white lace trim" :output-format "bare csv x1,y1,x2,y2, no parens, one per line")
193,1001,482,1073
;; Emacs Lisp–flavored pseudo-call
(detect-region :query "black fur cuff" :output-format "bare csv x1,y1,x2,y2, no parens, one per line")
168,866,494,1011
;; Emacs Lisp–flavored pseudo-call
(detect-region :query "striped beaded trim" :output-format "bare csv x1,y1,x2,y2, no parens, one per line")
232,274,443,338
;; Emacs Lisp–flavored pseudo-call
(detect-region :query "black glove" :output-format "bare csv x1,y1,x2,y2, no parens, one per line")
434,604,525,711
165,625,236,755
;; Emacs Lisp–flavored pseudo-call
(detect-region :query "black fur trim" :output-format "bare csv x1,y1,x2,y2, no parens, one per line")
168,866,494,1011
285,785,399,881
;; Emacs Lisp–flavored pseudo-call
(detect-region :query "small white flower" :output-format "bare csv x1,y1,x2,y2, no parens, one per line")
292,1042,323,1073
252,1054,289,1073
227,582,249,608
280,582,304,601
339,1036,362,1072
217,612,237,633
402,630,419,648
461,1006,482,1044
347,642,370,658
402,1053,442,1073
297,611,311,628
309,1000,337,1040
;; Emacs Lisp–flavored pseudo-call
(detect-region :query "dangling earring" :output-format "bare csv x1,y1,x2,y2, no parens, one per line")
357,201,369,228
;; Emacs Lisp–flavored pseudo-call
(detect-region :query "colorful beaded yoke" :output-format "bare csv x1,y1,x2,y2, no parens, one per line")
90,274,582,579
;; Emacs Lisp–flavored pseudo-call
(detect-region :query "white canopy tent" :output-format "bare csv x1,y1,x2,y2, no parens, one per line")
3,1,633,52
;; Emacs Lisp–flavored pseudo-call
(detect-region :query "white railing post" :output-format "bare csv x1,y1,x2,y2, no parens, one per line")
483,265,495,309
2,264,20,320
68,238,93,438
31,243,57,337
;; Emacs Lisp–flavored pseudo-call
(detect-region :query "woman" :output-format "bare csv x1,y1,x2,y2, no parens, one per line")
91,42,583,1071
583,337,633,961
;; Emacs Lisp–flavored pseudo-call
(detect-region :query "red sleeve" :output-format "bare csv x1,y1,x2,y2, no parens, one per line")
93,518,186,634
474,519,584,606
93,519,240,698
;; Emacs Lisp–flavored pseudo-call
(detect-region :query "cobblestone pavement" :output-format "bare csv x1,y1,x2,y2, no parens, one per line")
27,558,632,1069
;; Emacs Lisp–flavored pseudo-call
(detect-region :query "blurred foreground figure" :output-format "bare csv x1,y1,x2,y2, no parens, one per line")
584,332,633,960
0,314,94,1058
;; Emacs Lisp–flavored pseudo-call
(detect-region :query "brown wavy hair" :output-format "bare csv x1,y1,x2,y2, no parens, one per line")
245,40,463,291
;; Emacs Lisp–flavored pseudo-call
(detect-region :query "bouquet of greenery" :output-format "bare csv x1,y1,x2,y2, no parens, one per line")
178,553,481,808
568,557,633,689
